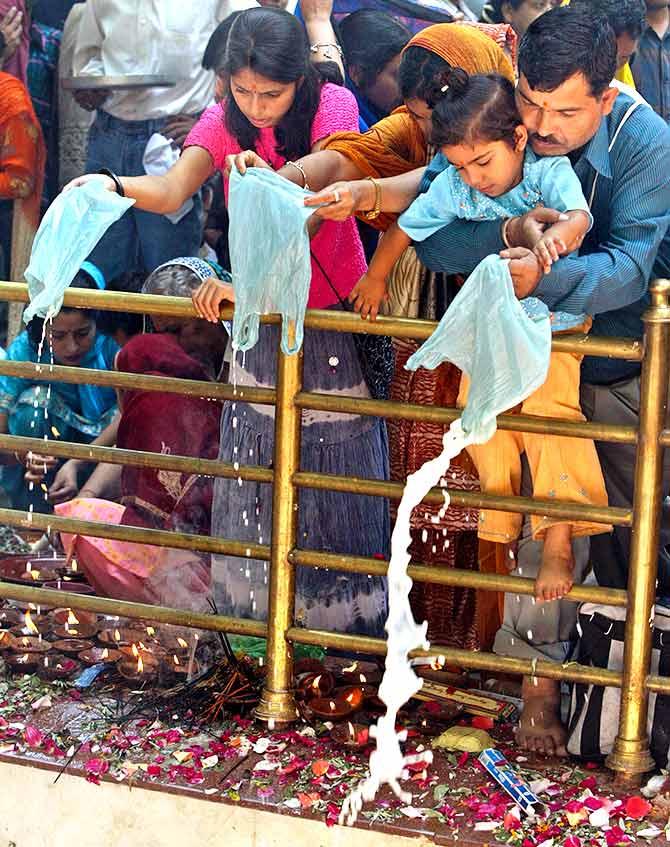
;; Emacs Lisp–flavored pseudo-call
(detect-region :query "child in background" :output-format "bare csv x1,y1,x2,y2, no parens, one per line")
351,69,610,604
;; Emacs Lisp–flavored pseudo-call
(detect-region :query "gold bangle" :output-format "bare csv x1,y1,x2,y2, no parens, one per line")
361,176,382,221
285,160,310,191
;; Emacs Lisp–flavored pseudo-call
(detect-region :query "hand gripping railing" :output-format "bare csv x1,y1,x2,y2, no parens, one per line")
0,280,666,784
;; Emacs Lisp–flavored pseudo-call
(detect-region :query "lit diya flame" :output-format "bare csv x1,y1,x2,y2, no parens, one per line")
347,721,355,739
343,661,358,674
138,641,147,651
312,674,322,691
359,674,367,683
131,644,139,659
329,701,336,712
21,637,29,647
23,611,39,635
71,558,78,573
146,626,155,637
102,648,109,659
173,655,180,666
114,629,121,642
67,610,79,626
44,656,49,667
137,654,144,673
177,637,188,649
432,654,446,671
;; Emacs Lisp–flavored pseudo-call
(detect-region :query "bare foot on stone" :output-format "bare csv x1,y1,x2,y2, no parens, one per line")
516,676,567,757
535,524,574,603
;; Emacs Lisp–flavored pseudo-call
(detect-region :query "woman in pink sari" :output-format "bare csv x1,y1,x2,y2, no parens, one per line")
57,333,223,611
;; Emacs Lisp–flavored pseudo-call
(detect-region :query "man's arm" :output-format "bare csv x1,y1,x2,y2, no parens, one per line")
533,131,670,315
71,0,104,76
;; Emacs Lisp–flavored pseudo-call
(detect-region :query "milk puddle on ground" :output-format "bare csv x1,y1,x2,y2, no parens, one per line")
340,418,474,826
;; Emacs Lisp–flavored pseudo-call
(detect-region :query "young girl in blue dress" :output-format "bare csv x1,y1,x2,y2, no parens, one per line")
350,69,609,605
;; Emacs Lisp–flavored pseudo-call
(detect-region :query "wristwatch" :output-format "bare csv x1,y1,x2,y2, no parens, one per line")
361,176,382,221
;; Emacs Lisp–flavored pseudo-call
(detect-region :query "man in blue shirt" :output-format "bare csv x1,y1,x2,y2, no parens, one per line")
415,5,670,757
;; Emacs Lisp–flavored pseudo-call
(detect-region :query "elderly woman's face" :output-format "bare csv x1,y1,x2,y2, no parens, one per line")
362,53,403,115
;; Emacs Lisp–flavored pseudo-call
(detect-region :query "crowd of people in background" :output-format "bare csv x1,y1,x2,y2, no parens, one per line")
0,0,667,759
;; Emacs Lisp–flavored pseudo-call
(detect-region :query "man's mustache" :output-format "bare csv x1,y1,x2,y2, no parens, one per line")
530,132,561,145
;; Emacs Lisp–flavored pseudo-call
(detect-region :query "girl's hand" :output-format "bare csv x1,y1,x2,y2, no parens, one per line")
224,150,272,177
0,6,23,62
348,273,388,321
304,181,365,221
62,173,115,193
47,459,82,504
23,452,58,485
192,278,235,324
533,234,566,274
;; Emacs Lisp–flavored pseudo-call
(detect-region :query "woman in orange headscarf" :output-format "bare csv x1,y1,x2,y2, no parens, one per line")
0,70,46,282
228,23,516,652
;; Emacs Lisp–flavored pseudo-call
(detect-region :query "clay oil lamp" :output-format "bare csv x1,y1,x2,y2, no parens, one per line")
308,695,356,722
39,654,79,682
51,608,98,629
0,609,23,628
53,620,98,639
98,627,145,647
331,721,370,750
117,651,158,682
340,660,382,687
333,686,368,712
119,642,166,663
11,635,49,655
55,556,86,582
11,610,50,637
160,653,198,685
19,562,60,584
4,652,39,673
296,671,335,702
52,638,93,656
78,647,122,666
156,633,191,656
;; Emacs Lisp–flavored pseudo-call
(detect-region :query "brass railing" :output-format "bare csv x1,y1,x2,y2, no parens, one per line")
0,279,666,783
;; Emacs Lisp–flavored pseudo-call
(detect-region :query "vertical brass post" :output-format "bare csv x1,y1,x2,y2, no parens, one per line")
607,279,670,780
255,324,303,725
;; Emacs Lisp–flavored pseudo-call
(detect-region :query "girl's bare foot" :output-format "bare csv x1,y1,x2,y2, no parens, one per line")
534,524,574,603
517,676,567,757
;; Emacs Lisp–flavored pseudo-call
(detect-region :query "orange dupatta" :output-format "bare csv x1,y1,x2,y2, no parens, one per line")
322,23,516,231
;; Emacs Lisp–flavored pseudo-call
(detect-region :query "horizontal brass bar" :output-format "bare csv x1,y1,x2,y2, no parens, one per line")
0,506,270,561
287,626,622,687
290,549,629,607
0,433,274,484
293,470,631,526
645,674,670,695
0,359,275,406
296,392,638,445
0,579,267,636
0,281,642,358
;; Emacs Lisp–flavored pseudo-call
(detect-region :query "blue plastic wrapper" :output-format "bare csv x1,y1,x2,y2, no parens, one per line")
406,254,552,444
228,168,313,356
23,180,134,323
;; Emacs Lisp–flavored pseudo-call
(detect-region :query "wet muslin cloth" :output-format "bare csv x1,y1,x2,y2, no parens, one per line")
229,167,314,356
406,254,552,444
23,180,134,323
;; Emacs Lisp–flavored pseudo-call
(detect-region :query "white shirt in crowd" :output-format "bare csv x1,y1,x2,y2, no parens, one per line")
72,0,258,121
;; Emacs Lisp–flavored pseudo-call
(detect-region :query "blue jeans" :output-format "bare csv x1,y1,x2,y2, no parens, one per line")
84,111,203,284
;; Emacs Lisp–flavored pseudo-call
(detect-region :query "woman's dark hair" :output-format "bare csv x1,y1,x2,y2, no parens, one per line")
519,6,617,98
431,69,521,148
480,0,526,26
338,10,411,89
222,7,339,160
399,45,454,108
26,270,99,348
202,11,243,72
571,0,645,40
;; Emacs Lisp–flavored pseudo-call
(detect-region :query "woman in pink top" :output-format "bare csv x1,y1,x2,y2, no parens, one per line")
67,7,389,637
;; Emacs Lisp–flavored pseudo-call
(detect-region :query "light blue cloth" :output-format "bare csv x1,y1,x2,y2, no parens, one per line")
406,255,552,444
24,180,134,323
229,168,314,356
398,148,592,242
